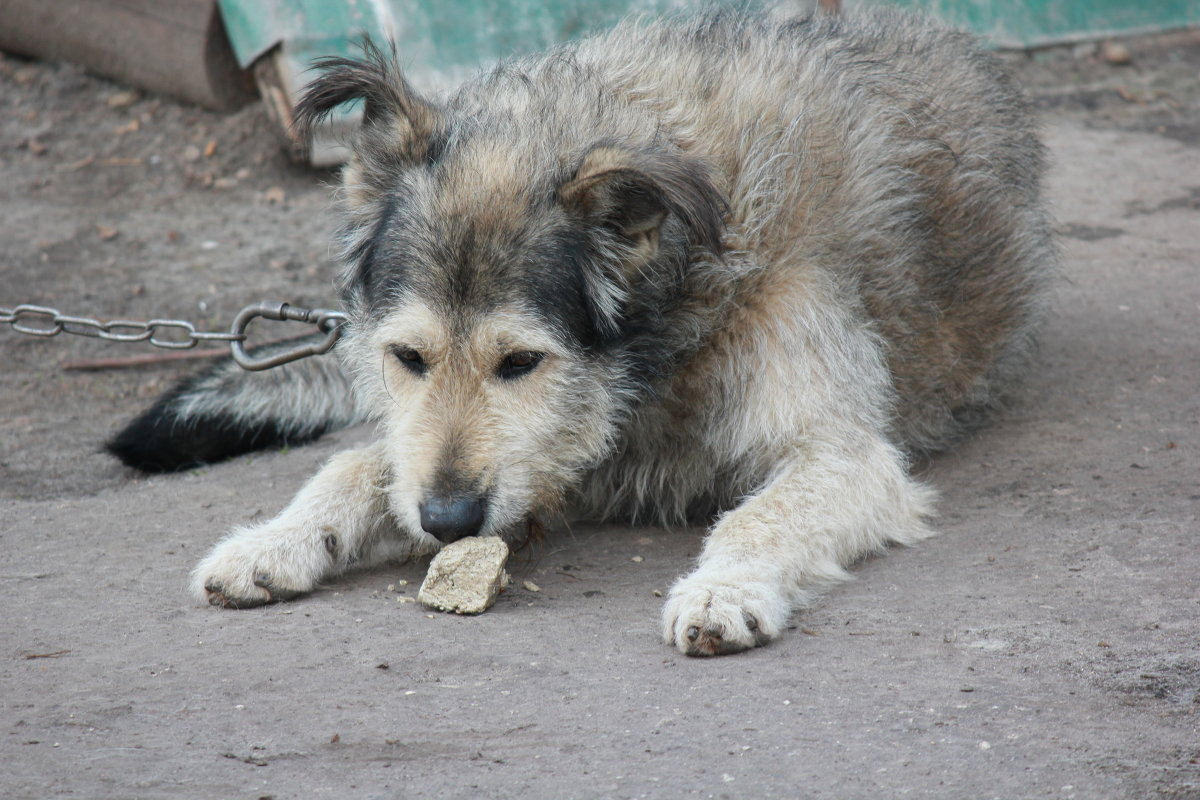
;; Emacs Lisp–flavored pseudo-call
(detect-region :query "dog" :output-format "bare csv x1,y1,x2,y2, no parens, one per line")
108,7,1056,656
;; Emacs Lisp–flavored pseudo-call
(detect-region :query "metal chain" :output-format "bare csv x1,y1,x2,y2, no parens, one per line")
0,301,347,371
0,304,244,347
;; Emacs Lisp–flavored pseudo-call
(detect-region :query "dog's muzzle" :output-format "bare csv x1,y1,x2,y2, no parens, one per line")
419,494,486,543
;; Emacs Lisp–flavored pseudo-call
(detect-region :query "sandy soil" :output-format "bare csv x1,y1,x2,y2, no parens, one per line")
1,26,1198,800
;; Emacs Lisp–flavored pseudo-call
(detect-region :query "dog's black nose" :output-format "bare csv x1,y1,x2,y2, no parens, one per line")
419,495,486,543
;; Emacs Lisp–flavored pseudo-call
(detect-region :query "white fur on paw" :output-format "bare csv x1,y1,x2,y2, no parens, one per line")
191,526,330,608
662,570,788,656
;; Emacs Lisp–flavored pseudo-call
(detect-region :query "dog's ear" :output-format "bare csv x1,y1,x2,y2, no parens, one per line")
294,39,442,205
559,145,727,340
558,145,727,264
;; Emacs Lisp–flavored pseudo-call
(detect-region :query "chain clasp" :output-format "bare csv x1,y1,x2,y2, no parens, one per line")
229,302,347,371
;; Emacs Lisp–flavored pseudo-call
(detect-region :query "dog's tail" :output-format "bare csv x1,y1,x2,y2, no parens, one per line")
107,335,366,472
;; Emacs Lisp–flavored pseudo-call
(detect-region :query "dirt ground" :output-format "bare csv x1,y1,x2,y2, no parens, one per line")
2,23,1198,800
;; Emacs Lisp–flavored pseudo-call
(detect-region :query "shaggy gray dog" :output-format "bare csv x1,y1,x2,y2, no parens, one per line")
110,8,1056,656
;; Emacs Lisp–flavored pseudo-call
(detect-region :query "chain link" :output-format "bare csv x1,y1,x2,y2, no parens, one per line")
0,302,346,369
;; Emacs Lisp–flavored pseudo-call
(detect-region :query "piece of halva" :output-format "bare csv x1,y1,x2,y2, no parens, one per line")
417,537,510,614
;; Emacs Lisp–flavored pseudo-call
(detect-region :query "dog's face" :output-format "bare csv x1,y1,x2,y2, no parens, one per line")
295,44,726,545
352,295,621,546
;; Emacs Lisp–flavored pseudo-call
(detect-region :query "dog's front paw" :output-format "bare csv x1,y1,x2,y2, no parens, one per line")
662,569,788,656
191,528,323,609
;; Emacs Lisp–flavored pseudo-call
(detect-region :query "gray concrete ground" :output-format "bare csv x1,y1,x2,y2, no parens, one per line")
2,27,1198,800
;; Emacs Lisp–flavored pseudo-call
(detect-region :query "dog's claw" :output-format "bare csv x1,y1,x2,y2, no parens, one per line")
250,572,303,603
204,581,231,607
683,625,738,657
202,577,273,609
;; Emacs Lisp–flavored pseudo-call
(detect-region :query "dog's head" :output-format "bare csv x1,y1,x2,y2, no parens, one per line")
294,43,726,545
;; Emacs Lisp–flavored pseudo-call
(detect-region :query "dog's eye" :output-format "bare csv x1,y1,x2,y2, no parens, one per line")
391,346,427,375
497,351,544,380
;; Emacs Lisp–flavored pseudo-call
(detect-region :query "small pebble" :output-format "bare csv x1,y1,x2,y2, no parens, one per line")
107,90,138,108
1101,41,1132,65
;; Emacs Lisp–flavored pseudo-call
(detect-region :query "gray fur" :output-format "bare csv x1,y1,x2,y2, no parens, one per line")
122,8,1057,656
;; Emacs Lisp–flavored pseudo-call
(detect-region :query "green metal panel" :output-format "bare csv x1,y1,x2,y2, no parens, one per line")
220,0,1200,84
218,0,709,89
370,0,685,80
855,0,1200,48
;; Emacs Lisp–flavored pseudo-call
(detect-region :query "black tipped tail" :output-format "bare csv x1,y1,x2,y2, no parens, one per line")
106,393,330,473
107,338,364,473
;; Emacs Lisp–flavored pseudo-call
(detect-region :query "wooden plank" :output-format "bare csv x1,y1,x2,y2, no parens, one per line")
0,0,255,110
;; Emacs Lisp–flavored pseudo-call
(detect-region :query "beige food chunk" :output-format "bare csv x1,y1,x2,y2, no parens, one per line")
417,537,510,614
